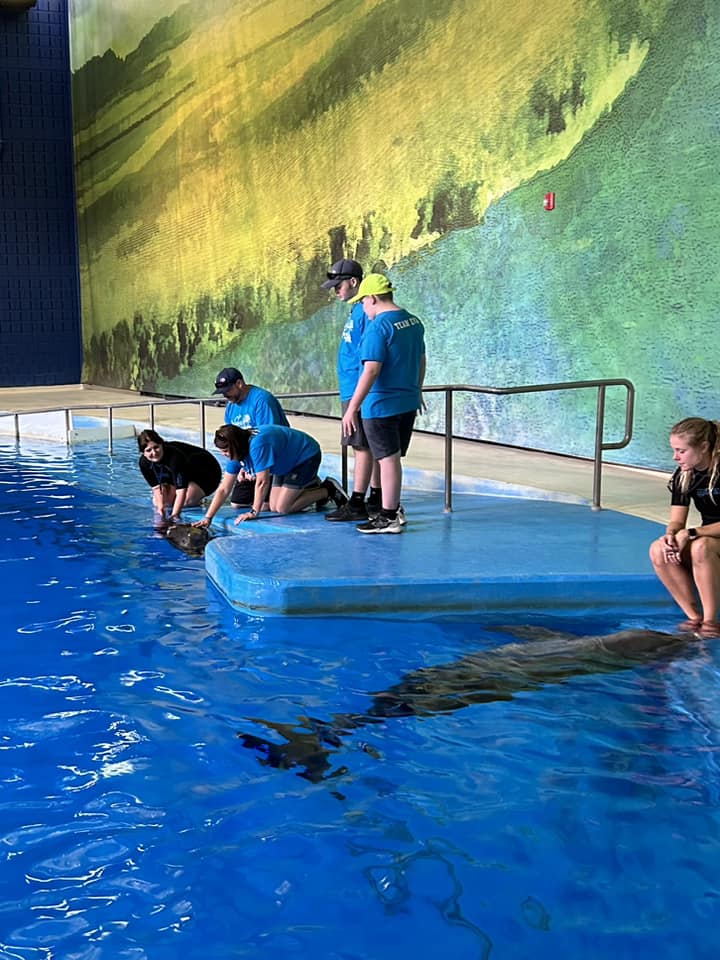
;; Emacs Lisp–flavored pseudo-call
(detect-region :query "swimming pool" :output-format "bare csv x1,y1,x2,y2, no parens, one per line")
1,439,719,958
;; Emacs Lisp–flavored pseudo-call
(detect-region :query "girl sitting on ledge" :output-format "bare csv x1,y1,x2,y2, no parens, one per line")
649,417,720,638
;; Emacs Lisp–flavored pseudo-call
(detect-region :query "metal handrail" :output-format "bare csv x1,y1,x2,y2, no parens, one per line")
279,378,634,511
0,378,634,511
0,398,216,453
419,379,635,512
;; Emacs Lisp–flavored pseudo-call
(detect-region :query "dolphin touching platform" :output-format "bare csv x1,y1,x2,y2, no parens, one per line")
237,627,691,783
164,522,211,557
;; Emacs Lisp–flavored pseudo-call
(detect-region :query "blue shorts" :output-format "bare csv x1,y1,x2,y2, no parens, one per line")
363,410,416,460
271,451,322,489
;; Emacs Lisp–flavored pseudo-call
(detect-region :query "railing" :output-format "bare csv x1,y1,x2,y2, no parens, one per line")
279,378,635,512
0,378,634,511
0,398,214,454
440,379,634,512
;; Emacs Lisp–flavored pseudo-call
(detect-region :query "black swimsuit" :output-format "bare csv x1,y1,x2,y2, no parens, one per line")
669,467,720,525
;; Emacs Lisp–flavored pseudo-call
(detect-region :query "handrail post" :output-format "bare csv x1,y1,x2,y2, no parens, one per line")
200,402,207,449
107,407,114,455
341,445,348,492
592,385,606,511
65,409,72,446
14,413,19,443
150,404,156,431
444,388,453,513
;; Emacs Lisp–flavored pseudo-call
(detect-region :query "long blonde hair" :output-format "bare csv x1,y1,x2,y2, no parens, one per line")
671,417,720,499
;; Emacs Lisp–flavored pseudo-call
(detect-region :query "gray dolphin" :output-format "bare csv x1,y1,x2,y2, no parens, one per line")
237,627,692,783
165,522,211,557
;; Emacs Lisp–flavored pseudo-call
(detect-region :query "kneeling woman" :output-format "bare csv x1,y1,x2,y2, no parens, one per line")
138,429,222,523
649,417,720,638
195,424,346,527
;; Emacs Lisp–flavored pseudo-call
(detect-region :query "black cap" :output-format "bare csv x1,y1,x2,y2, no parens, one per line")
321,258,363,290
213,367,244,394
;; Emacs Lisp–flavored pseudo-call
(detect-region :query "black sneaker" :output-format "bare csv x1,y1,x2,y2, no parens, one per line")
325,501,369,522
356,514,403,534
323,476,349,508
309,480,329,510
366,498,381,519
366,501,405,522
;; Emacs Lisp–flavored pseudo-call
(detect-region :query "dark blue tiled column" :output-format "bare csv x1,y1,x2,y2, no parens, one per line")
0,0,81,387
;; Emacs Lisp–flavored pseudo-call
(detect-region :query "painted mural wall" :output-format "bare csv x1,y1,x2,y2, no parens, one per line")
69,0,719,469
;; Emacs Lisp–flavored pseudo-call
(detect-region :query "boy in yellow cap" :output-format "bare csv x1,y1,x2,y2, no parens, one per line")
341,274,426,533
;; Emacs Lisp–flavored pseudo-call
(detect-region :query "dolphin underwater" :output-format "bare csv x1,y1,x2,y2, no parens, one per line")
237,626,692,783
164,522,211,557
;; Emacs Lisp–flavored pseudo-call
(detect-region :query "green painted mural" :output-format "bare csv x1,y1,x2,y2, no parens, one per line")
70,0,719,469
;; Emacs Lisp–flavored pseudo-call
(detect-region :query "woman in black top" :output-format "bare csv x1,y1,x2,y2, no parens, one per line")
138,429,221,523
649,417,720,638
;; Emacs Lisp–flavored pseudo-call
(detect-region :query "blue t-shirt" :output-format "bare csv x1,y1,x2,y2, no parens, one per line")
224,385,288,430
359,308,425,418
226,425,320,477
337,302,369,401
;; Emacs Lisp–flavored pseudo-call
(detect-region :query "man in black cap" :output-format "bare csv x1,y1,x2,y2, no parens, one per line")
212,367,289,507
321,259,382,521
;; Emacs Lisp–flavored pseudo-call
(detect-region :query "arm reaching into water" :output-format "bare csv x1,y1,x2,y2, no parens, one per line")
194,471,235,527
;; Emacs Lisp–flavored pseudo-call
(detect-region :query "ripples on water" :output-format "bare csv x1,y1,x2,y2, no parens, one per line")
1,440,720,958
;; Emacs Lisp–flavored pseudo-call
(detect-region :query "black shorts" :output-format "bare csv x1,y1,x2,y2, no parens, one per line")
230,477,256,506
340,399,370,450
363,410,417,460
191,456,222,496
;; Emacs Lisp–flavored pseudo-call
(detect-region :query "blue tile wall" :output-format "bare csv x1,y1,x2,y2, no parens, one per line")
0,0,81,387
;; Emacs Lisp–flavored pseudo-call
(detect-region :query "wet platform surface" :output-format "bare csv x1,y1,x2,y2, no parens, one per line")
203,491,671,618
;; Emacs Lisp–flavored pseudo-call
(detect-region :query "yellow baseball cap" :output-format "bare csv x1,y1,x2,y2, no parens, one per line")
348,273,394,303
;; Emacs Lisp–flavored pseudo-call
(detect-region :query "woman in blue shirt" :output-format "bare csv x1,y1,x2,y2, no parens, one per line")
194,424,347,526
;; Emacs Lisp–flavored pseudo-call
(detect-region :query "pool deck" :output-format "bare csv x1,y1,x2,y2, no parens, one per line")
0,383,690,619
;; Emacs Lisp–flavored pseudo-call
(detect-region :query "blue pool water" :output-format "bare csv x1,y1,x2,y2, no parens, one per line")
1,439,720,958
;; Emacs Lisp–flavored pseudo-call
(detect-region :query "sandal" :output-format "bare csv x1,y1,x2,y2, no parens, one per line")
678,618,703,632
698,621,720,639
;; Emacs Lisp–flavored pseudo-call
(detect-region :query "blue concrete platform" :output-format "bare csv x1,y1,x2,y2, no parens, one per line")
204,492,672,617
